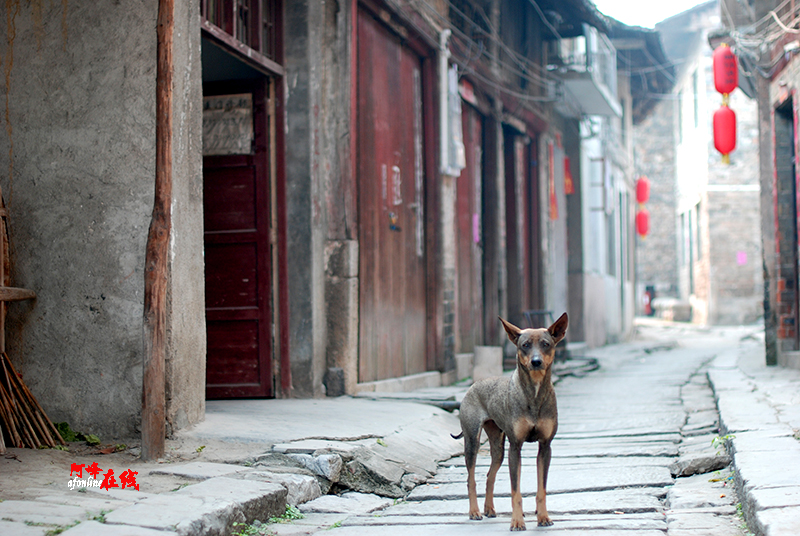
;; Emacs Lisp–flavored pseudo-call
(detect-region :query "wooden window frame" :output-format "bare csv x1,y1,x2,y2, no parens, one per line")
201,0,285,77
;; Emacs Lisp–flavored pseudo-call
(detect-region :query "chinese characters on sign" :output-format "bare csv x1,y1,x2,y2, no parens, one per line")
202,93,254,156
69,462,139,491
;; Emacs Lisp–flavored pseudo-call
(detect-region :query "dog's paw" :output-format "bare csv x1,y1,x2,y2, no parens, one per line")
469,511,483,521
537,516,553,527
509,517,526,531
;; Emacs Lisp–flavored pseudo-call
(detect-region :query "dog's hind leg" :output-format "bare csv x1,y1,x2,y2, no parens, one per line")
482,420,504,517
463,425,483,520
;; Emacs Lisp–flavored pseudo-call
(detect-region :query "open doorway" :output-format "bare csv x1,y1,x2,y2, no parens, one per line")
200,0,285,398
775,98,799,350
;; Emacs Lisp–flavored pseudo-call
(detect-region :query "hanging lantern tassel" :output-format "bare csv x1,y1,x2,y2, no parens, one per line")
713,105,736,164
636,208,650,238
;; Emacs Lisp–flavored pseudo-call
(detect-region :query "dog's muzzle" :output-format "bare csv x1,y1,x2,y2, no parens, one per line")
529,354,544,370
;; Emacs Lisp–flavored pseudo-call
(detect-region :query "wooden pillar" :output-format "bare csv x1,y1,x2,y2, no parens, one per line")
142,0,173,461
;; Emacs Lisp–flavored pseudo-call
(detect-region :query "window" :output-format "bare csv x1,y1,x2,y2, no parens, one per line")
692,70,699,128
202,0,280,64
695,202,702,259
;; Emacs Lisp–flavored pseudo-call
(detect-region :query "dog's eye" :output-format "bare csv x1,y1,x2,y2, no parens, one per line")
522,341,532,349
541,341,551,349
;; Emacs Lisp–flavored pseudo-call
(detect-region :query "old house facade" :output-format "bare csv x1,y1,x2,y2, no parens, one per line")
716,0,800,368
635,0,762,327
0,0,668,441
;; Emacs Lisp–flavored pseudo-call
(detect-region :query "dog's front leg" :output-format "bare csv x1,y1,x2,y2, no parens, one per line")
508,439,526,531
536,439,553,527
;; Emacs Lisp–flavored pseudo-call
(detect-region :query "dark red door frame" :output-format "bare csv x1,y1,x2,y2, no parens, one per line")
203,79,273,399
200,2,290,396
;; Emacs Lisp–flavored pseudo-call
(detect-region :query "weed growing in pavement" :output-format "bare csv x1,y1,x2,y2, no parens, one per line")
328,520,343,529
91,510,111,523
44,521,80,536
793,429,800,441
54,422,100,446
231,521,276,536
735,502,756,535
232,506,305,536
268,505,305,524
712,434,735,454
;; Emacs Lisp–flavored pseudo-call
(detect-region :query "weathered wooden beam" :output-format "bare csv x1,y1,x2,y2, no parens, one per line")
0,287,35,302
142,0,173,462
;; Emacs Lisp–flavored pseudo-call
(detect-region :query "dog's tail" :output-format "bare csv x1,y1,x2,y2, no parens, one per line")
450,432,463,440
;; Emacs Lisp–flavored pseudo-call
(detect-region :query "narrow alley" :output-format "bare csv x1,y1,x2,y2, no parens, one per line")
289,321,752,535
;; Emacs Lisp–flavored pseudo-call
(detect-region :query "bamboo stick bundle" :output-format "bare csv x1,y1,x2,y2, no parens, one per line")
0,351,64,450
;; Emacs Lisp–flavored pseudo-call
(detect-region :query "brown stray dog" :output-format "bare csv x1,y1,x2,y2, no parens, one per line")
453,313,568,530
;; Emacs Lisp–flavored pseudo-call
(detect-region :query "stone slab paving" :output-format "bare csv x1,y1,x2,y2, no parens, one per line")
0,520,48,536
62,520,180,535
408,463,675,499
0,500,88,526
306,332,748,536
3,323,781,535
149,461,251,480
102,477,286,535
708,334,800,535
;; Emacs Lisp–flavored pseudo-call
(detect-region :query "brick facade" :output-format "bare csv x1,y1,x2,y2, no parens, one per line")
634,99,679,305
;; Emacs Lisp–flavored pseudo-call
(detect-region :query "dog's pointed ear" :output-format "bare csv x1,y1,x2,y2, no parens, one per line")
548,313,568,344
499,317,521,345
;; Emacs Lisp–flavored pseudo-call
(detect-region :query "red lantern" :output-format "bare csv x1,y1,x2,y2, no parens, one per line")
713,105,736,162
636,209,650,238
636,176,650,205
713,44,738,95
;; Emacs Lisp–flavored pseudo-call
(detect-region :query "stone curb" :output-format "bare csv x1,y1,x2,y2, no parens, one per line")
708,354,800,536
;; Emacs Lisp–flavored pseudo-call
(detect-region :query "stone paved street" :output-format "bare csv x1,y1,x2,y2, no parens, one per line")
293,325,751,535
5,322,798,535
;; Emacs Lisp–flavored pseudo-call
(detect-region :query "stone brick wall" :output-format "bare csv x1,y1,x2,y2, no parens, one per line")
634,98,679,308
706,56,762,326
768,54,800,350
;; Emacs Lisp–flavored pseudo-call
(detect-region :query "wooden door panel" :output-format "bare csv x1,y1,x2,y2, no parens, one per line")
357,10,427,383
206,320,261,389
455,106,483,353
204,243,258,309
203,163,257,231
203,82,272,399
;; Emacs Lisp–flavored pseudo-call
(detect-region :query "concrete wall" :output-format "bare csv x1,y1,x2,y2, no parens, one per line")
284,1,328,397
0,0,205,438
166,0,206,433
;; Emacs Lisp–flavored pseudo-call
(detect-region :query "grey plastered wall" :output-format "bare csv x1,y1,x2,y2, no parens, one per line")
0,0,205,438
166,0,206,433
284,0,328,397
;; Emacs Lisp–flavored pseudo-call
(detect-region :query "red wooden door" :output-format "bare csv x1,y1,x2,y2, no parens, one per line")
505,131,530,325
455,105,483,353
357,10,427,382
203,82,273,398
